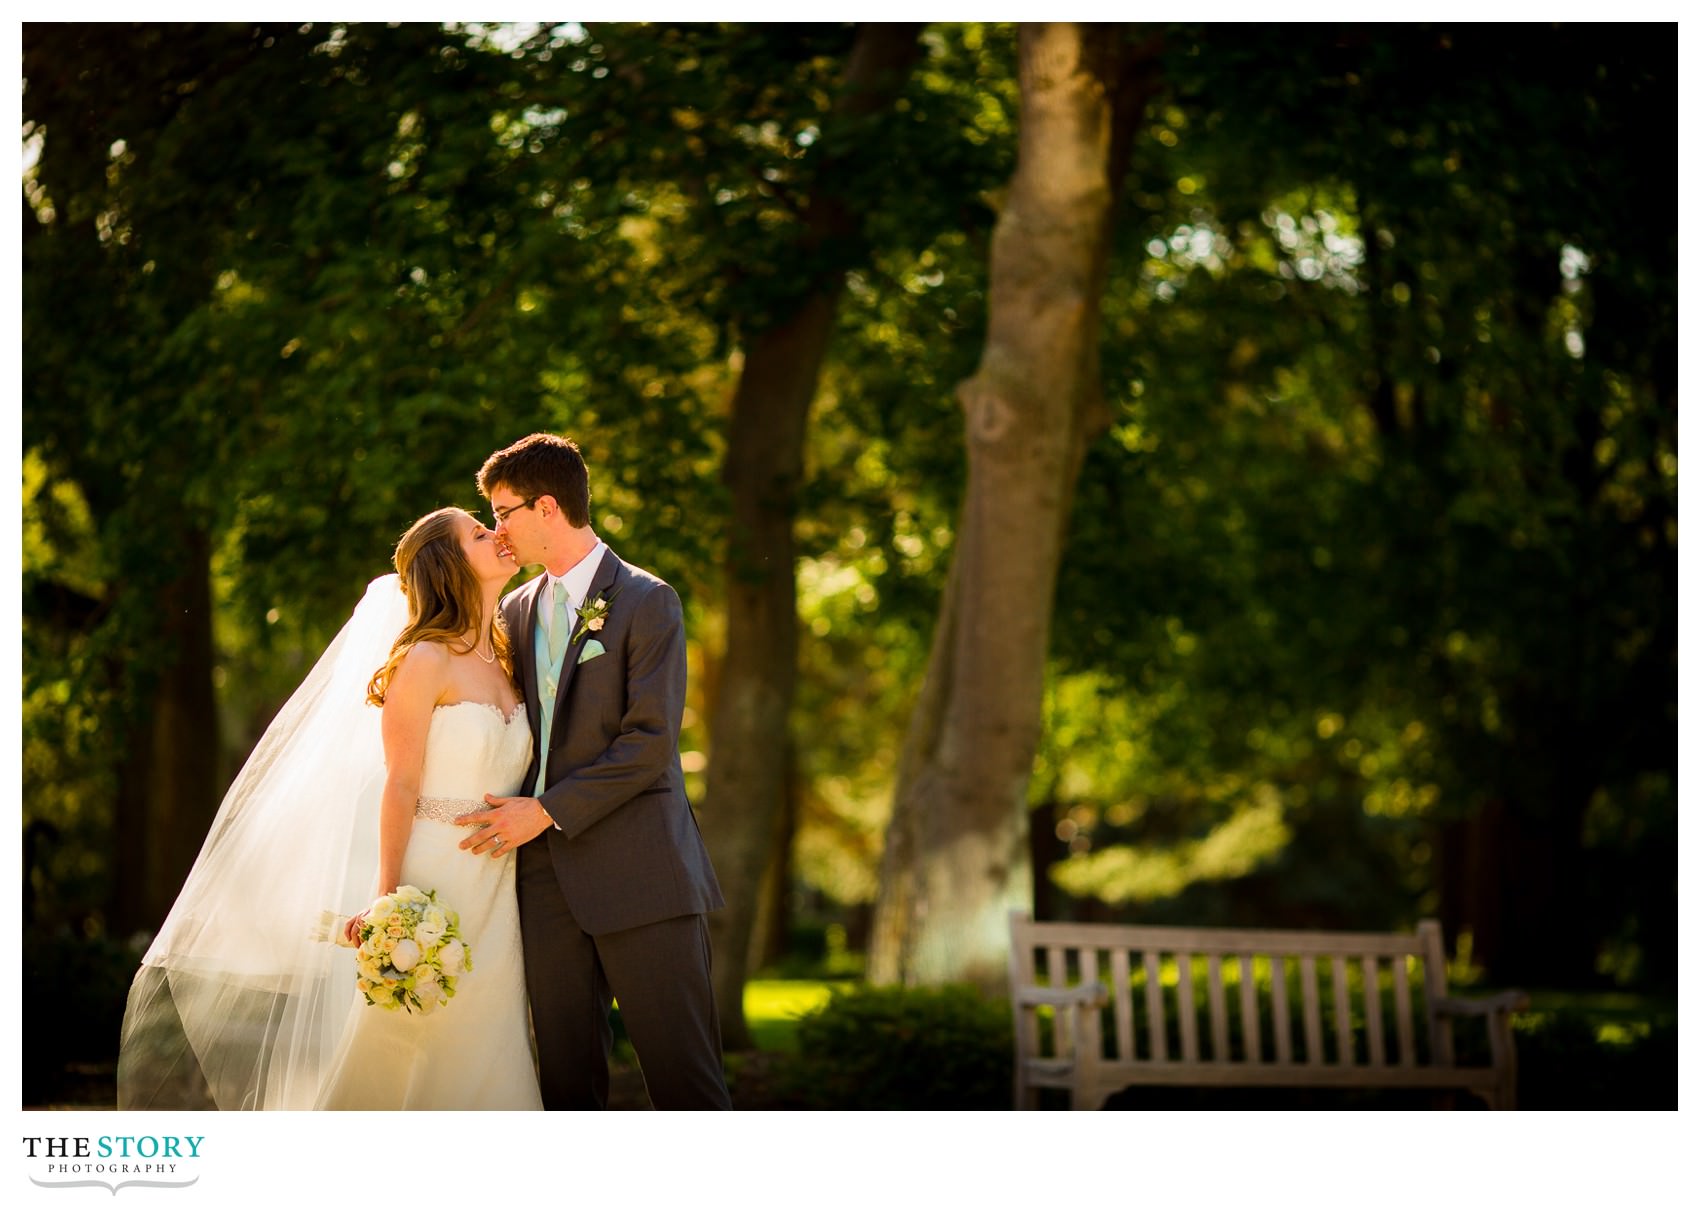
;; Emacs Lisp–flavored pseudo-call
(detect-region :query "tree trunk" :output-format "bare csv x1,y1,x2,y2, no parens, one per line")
110,529,222,936
112,719,156,937
1443,784,1598,987
698,23,922,1049
867,24,1150,991
746,741,800,974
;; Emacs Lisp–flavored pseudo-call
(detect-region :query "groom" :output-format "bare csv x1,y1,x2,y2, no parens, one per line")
458,432,731,1110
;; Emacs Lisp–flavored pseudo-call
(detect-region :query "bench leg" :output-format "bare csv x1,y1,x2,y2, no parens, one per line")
1070,1053,1104,1111
1488,1013,1519,1111
1069,1086,1101,1111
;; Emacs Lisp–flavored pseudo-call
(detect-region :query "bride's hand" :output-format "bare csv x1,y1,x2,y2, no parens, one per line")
342,911,368,946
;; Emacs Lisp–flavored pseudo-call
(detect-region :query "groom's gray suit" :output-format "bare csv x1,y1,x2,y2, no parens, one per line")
503,547,730,1109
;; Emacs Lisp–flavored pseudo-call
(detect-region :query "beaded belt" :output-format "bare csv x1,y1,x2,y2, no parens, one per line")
414,796,485,825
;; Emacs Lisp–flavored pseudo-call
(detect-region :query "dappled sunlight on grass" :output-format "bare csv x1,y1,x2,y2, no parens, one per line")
1050,791,1291,902
1511,989,1675,1046
743,979,853,1052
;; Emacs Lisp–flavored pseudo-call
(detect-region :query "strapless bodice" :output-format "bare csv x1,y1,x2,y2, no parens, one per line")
417,701,532,803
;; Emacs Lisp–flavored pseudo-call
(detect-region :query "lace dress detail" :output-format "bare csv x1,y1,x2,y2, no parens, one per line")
314,701,539,1110
414,796,486,824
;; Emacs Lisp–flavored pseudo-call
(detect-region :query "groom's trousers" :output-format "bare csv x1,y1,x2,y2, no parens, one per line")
517,843,733,1110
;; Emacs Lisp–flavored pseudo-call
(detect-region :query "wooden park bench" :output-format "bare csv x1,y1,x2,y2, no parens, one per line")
1008,911,1529,1110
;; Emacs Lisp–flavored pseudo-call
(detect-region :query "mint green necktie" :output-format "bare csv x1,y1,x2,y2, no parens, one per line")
549,580,572,668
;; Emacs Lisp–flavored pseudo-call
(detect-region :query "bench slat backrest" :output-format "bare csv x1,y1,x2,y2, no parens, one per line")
1207,956,1229,1062
1110,948,1134,1061
1009,912,1457,1072
1300,955,1324,1062
1271,957,1292,1063
1364,956,1386,1066
1177,953,1198,1061
1143,952,1165,1061
1393,959,1416,1067
1238,953,1261,1062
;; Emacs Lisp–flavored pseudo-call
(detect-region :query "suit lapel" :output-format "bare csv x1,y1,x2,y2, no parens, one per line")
553,547,623,714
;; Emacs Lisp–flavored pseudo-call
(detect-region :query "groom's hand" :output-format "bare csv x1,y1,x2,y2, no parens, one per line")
458,794,553,859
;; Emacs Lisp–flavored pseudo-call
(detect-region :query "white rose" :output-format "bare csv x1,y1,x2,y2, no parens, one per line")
437,939,466,976
587,615,605,632
390,938,421,972
416,909,447,947
369,894,397,921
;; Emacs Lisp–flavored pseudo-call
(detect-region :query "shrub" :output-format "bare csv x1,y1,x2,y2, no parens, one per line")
1513,1005,1676,1109
777,984,1012,1110
24,927,142,1106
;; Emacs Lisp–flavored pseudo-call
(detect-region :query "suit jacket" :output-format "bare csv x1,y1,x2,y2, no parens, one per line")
503,547,724,935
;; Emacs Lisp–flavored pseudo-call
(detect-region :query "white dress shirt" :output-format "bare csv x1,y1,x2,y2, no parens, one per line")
541,539,607,646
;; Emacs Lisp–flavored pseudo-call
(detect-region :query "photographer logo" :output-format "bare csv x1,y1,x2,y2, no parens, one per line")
23,1136,202,1195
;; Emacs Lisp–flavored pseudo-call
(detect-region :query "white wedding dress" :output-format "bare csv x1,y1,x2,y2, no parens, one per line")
117,576,544,1112
315,700,543,1110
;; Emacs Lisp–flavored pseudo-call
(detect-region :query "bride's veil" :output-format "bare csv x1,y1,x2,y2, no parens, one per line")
117,574,408,1110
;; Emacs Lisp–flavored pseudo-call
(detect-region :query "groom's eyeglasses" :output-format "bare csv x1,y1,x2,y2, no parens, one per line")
492,497,539,527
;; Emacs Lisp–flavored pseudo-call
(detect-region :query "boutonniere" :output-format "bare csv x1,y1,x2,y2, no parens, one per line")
572,590,618,643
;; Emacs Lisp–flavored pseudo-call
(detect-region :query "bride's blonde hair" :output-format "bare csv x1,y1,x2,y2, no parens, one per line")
367,508,513,706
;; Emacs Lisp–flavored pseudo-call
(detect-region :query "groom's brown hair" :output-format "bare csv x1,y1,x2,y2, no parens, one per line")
478,433,591,527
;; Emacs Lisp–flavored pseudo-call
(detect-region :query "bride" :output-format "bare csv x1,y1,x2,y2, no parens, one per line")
117,507,542,1110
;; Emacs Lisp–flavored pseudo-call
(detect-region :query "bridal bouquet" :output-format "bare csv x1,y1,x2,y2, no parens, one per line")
345,885,472,1015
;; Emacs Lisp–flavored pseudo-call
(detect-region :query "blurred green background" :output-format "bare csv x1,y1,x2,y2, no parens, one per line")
22,22,1673,1108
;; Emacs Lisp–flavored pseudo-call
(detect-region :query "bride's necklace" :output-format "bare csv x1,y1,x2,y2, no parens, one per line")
467,631,496,664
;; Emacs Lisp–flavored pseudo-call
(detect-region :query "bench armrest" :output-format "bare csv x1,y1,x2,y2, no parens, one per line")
1433,989,1527,1106
1014,982,1109,1010
1433,991,1530,1018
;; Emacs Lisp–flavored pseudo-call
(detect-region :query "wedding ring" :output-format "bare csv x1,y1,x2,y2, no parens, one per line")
491,834,502,847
